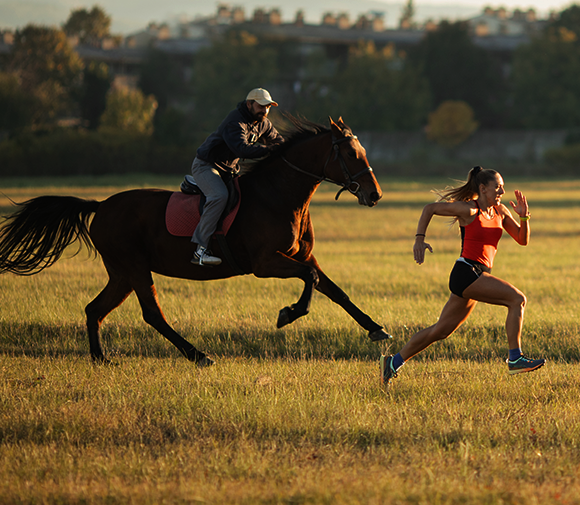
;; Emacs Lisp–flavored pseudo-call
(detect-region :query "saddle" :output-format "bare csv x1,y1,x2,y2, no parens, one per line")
165,175,241,237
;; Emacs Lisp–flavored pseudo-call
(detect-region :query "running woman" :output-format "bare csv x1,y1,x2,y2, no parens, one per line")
381,166,545,387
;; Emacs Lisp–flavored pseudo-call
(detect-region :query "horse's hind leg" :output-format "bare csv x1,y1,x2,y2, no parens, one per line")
131,273,213,367
85,275,133,363
309,260,392,342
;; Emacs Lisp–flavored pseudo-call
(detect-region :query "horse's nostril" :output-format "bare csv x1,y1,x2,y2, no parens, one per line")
371,192,381,202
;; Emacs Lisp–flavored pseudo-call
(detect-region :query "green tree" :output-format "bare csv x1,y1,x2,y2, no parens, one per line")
399,0,416,29
0,72,38,134
80,61,112,129
426,100,478,147
99,87,158,134
63,6,111,45
138,47,194,145
407,21,505,128
293,47,339,124
547,4,580,41
333,42,430,131
189,29,278,132
139,47,187,113
511,28,580,128
8,24,84,124
295,42,430,131
10,25,83,90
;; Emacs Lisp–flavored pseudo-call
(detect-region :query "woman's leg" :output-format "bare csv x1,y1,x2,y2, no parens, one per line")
462,273,526,350
399,294,478,361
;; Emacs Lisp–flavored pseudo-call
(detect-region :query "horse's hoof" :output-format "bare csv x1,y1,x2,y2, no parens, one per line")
277,307,292,328
196,356,215,368
369,329,392,342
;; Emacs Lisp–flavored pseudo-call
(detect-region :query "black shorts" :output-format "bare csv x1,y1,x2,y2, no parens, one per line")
448,258,491,298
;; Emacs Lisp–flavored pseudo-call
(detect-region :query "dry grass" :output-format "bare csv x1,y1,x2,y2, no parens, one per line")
1,176,580,503
2,356,580,504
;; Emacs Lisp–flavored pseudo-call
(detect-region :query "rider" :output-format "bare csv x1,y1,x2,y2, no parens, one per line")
190,88,284,266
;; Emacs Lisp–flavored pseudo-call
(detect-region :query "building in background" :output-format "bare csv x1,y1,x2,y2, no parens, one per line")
0,4,548,93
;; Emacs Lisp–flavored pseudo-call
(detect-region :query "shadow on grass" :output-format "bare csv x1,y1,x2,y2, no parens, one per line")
1,321,579,363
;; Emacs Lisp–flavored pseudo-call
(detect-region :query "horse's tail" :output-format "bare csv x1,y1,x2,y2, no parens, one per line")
0,196,100,275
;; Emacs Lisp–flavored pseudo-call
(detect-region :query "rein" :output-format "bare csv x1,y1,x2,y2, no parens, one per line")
280,135,373,200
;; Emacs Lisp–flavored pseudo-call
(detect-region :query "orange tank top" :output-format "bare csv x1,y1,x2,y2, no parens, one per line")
460,203,503,269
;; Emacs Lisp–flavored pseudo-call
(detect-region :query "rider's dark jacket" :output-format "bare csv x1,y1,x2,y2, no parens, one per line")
196,101,283,174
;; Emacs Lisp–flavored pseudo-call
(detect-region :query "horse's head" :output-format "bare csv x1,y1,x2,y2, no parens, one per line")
326,117,382,207
274,113,382,206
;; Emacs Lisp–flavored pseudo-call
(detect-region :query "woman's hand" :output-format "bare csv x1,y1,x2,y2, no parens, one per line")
503,189,530,245
509,190,529,217
413,238,433,265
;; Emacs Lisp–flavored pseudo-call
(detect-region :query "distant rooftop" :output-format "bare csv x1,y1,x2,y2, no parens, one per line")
0,4,550,59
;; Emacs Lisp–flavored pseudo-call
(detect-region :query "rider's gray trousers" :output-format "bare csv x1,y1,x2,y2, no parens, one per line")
190,157,229,249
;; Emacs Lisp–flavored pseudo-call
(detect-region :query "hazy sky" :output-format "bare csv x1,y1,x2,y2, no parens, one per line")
0,0,574,34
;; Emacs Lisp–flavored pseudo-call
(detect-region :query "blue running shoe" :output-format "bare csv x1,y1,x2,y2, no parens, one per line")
380,355,398,387
507,355,546,375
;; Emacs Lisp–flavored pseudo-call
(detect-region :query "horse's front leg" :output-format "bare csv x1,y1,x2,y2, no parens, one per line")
306,256,392,342
252,252,319,328
276,266,318,327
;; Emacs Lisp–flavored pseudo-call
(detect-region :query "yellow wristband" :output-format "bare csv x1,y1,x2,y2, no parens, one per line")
520,215,530,221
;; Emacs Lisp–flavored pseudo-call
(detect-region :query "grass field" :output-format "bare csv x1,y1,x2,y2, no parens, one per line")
1,175,580,504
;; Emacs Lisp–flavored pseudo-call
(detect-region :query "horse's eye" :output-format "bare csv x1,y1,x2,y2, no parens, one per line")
347,149,357,158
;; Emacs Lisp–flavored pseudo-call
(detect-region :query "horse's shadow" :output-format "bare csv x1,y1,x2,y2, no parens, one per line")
0,321,385,361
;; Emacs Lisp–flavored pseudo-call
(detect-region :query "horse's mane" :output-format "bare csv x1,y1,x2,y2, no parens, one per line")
240,113,333,176
275,113,330,151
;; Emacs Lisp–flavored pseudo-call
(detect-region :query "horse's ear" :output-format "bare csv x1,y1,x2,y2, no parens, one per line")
329,116,342,136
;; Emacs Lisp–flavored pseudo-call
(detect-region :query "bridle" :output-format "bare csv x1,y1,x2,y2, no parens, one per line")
280,134,373,200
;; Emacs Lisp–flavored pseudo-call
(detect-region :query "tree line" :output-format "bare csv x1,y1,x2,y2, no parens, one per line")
1,4,580,175
142,4,580,142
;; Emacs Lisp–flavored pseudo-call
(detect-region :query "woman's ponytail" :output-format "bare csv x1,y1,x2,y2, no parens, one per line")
437,166,498,203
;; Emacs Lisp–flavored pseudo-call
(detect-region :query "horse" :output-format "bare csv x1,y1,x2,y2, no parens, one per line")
0,115,390,366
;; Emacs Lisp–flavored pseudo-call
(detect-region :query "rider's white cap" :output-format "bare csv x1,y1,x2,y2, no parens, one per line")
246,88,278,107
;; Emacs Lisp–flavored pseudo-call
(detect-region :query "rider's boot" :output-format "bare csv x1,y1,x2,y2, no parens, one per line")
191,245,222,266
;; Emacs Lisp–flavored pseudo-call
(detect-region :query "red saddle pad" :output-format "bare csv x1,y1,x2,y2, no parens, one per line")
165,179,241,237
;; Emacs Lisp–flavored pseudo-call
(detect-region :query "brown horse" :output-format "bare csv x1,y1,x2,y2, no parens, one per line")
0,115,390,366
